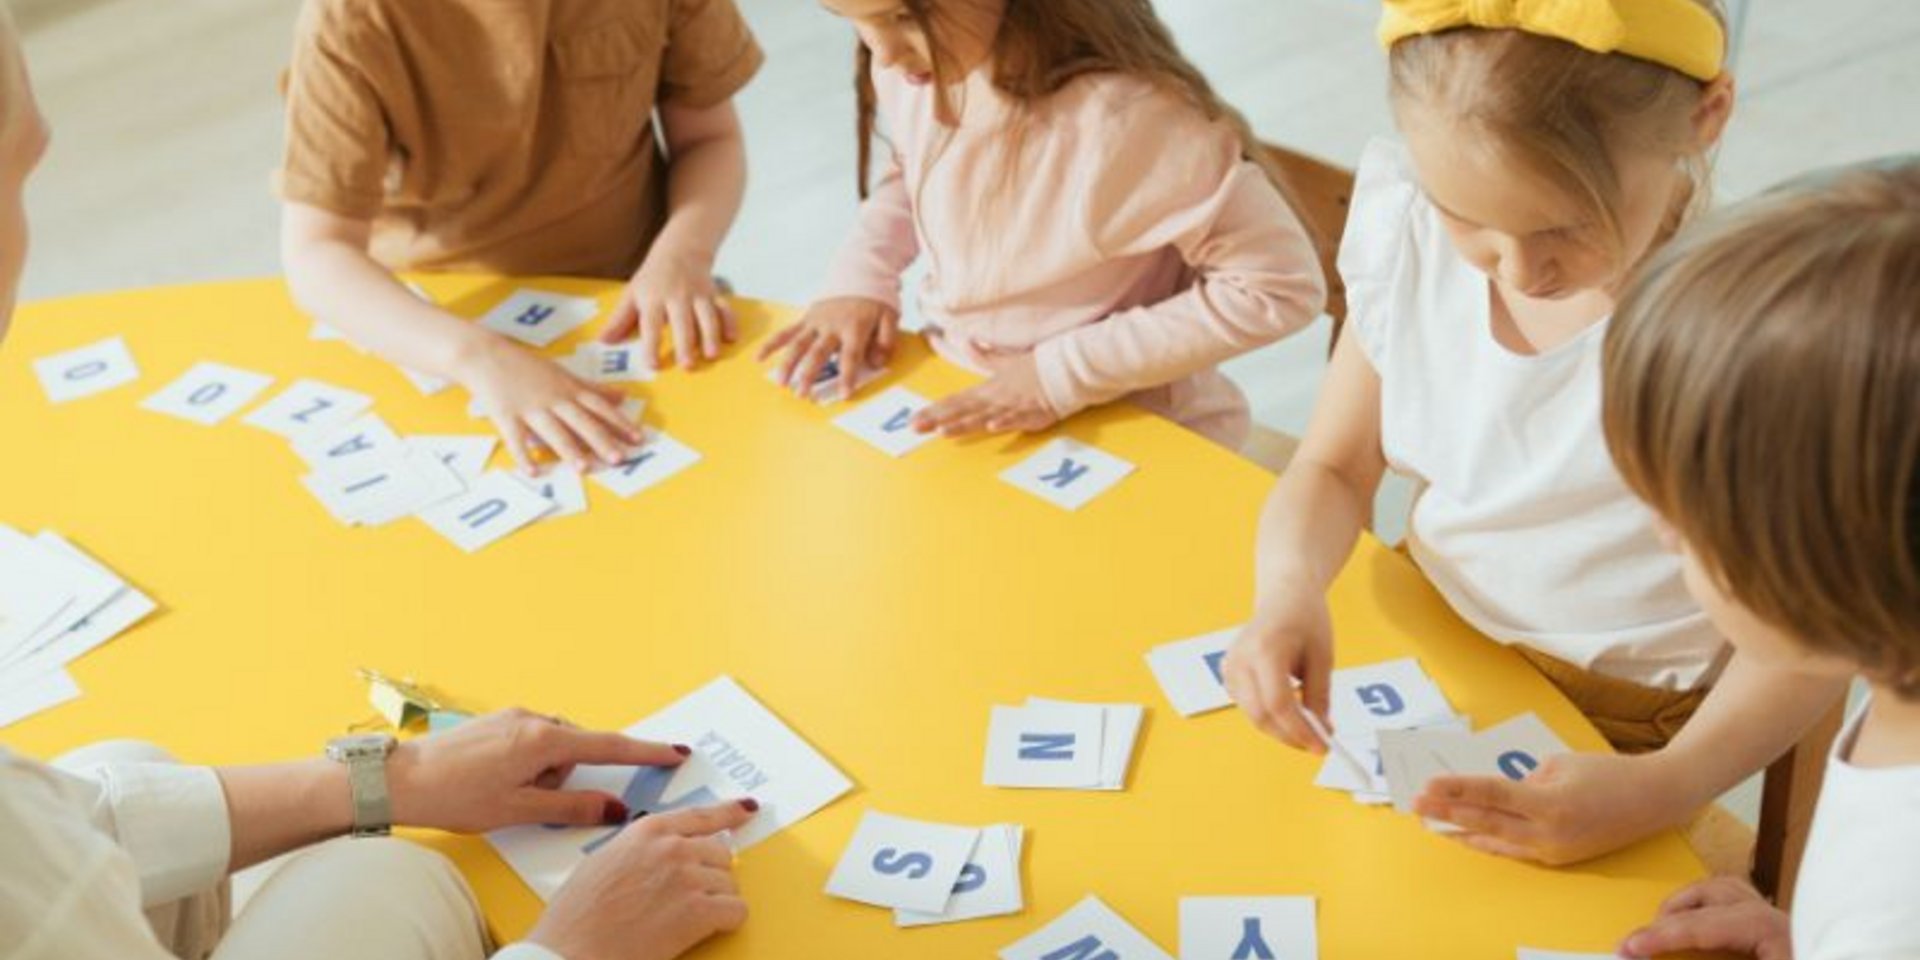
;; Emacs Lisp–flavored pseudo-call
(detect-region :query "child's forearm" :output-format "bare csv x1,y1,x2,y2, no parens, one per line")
647,109,748,272
1652,654,1850,811
280,207,498,382
1253,459,1373,610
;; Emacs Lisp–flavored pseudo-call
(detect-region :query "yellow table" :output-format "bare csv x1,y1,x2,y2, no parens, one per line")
0,276,1709,957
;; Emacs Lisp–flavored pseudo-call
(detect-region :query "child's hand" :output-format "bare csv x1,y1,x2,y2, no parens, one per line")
1618,877,1792,959
457,337,644,474
1222,584,1336,753
604,246,737,370
911,353,1059,436
1413,751,1693,865
757,296,899,402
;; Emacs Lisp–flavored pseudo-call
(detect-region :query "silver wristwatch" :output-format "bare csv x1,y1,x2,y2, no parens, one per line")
325,733,396,837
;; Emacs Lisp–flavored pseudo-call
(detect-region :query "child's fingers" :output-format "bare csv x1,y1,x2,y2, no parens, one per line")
694,299,724,360
718,298,739,344
1256,666,1322,752
1419,774,1530,818
791,336,838,398
637,299,665,371
1455,831,1540,863
756,323,801,362
668,302,699,370
601,296,640,344
912,393,976,433
1419,797,1535,842
525,410,592,472
872,313,897,365
553,402,629,467
839,328,873,401
576,392,644,446
774,328,818,388
497,417,540,475
1659,877,1755,915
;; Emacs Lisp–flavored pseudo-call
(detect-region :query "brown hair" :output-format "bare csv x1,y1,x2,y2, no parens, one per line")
1386,5,1724,258
1603,159,1920,698
851,0,1288,202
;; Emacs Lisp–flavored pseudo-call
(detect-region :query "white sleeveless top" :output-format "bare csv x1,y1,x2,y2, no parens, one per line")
1341,139,1726,690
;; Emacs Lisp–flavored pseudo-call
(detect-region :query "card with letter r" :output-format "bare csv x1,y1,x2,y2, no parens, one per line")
1145,627,1239,717
487,676,852,900
825,811,980,913
1180,897,1317,960
1000,438,1135,511
477,288,600,347
1000,896,1173,960
833,385,935,457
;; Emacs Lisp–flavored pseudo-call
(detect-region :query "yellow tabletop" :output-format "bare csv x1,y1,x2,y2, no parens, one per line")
0,275,1708,957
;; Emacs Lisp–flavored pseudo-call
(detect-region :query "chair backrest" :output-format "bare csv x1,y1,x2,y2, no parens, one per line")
1755,697,1848,907
1261,143,1356,348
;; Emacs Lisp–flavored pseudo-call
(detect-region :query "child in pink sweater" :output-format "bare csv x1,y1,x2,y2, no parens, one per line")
760,0,1326,449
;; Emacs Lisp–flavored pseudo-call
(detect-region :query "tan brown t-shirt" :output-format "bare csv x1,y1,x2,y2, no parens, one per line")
279,0,763,279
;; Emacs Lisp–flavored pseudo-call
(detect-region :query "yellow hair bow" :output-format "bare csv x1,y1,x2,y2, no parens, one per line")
1379,0,1726,81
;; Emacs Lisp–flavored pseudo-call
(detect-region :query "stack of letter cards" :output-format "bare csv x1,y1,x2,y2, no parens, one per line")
32,287,707,555
489,676,852,900
1146,631,1572,830
1001,895,1320,960
984,697,1144,790
826,811,1027,927
0,525,156,728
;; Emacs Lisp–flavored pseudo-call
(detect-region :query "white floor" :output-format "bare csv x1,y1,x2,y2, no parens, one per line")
15,0,1918,830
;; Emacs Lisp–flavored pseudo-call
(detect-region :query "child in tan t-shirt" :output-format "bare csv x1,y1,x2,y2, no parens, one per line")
278,0,762,472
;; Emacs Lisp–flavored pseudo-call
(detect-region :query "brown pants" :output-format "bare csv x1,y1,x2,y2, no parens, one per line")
1515,649,1756,877
1515,647,1708,754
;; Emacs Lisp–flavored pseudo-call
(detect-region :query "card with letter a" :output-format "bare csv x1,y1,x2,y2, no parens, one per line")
488,676,853,899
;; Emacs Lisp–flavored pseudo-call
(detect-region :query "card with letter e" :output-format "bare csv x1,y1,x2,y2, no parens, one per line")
826,811,980,913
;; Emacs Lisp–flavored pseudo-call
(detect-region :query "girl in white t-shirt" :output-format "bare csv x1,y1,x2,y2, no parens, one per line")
1224,0,1849,865
1601,160,1920,960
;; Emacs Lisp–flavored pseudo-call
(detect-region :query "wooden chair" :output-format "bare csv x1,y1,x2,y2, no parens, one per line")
1240,144,1355,474
1753,698,1848,906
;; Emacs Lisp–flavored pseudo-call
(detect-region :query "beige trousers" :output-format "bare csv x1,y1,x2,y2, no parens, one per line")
55,741,493,960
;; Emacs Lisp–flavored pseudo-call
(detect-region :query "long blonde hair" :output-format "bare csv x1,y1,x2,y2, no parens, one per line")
1387,2,1726,259
851,0,1288,203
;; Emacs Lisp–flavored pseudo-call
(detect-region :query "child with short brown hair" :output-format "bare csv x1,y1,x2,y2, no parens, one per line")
1602,157,1920,958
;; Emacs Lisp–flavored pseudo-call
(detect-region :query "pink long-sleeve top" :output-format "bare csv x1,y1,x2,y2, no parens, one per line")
818,65,1327,447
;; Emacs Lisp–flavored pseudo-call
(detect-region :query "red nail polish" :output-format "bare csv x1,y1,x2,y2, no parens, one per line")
739,798,761,813
603,799,631,825
673,744,692,757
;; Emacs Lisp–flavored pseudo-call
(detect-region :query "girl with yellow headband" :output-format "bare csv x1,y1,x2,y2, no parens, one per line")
1222,0,1850,867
